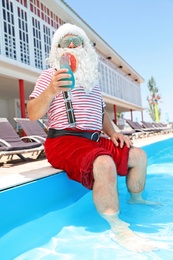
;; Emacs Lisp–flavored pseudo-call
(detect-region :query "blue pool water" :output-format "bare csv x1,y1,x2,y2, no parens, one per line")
0,138,173,259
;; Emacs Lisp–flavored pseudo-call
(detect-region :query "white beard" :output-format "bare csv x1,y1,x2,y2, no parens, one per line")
53,47,99,93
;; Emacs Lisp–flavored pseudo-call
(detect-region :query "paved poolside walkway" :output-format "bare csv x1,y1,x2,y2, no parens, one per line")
1,132,173,191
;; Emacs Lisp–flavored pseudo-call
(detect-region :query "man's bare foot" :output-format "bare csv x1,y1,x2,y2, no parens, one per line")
128,197,161,205
110,224,158,253
101,212,159,253
128,192,161,205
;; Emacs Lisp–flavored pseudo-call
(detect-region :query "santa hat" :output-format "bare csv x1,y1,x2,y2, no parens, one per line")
51,23,90,47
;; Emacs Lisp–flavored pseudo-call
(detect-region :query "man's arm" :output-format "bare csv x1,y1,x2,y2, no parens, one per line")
27,88,55,121
102,111,116,137
27,68,72,121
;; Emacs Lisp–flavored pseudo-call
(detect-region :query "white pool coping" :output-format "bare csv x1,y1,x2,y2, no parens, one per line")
0,159,63,191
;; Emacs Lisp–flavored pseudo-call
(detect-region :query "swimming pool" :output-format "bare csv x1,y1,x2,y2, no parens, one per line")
0,138,173,259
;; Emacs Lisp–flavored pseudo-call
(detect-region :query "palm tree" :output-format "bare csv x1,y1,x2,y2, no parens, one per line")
147,77,161,122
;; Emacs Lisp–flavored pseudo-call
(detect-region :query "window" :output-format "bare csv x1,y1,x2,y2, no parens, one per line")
30,0,62,29
32,17,43,69
16,0,27,7
18,7,30,64
2,0,16,59
43,25,51,68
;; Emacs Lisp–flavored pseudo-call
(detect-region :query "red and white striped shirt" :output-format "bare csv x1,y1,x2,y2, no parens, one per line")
30,68,105,131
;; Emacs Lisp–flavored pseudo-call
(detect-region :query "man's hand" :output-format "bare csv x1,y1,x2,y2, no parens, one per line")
110,132,133,148
48,68,72,96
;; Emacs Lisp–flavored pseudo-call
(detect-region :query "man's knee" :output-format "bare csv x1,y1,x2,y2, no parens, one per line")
93,155,117,183
94,155,115,170
128,147,147,168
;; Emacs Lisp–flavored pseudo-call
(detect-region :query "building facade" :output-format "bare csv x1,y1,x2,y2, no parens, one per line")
0,0,144,128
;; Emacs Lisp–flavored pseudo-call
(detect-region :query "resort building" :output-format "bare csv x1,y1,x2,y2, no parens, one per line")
0,0,144,128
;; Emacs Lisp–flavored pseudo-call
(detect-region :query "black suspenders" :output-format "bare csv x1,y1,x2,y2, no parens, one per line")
63,91,76,127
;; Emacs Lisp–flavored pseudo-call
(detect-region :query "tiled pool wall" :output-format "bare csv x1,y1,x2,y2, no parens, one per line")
0,173,88,238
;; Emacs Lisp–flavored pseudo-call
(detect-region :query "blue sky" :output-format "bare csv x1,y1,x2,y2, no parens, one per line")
65,0,173,122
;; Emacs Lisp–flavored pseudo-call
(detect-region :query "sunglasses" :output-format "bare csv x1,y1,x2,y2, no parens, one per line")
58,35,83,48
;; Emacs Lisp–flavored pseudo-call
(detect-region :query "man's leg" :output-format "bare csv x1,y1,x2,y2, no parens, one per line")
127,147,159,204
92,154,158,253
92,155,118,214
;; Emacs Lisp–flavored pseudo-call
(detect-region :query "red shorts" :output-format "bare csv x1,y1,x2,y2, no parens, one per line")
44,135,129,190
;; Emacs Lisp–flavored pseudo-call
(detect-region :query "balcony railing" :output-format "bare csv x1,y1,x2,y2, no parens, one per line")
98,56,142,106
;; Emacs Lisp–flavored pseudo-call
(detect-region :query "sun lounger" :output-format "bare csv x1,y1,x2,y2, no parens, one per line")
14,118,47,144
125,119,154,137
141,121,163,134
152,122,172,134
0,118,44,162
112,121,142,139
